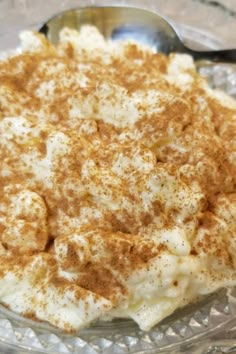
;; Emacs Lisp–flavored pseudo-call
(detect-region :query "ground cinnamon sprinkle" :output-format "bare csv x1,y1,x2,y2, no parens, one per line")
0,25,235,332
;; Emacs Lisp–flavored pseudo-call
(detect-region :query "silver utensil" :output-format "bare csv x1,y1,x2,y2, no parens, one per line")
39,6,236,63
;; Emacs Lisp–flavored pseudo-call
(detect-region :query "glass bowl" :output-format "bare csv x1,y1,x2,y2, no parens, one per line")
1,1,236,353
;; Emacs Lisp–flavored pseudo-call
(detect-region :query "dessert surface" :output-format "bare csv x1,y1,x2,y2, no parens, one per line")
0,26,235,332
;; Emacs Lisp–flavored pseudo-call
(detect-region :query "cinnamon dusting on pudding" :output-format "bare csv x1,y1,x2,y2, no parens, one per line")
0,26,235,332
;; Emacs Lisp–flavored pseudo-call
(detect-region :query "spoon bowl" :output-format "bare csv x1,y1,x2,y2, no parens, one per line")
39,6,236,63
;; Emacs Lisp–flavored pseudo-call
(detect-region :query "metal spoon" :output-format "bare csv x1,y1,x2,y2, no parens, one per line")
39,6,236,63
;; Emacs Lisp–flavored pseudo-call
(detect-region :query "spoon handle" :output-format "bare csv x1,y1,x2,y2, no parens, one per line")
185,48,236,63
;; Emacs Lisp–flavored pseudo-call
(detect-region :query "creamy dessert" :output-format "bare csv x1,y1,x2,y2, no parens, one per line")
0,25,235,332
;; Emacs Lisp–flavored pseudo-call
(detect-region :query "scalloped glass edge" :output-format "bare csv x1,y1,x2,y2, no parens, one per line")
1,287,236,353
1,2,236,353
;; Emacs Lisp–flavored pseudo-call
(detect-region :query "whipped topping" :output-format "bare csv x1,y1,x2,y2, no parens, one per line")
0,25,235,332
